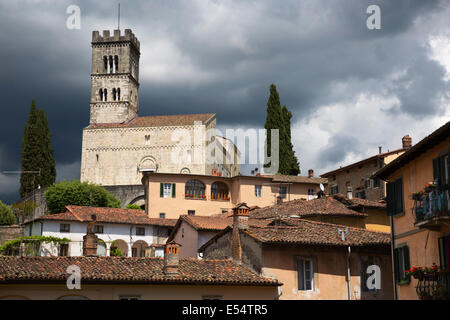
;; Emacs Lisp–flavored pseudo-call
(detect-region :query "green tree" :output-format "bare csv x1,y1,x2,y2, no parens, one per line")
264,84,300,175
44,180,121,214
20,100,56,197
0,201,17,226
11,200,37,224
126,204,143,210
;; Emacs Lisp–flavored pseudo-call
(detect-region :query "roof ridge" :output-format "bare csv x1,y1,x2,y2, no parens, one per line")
64,206,84,222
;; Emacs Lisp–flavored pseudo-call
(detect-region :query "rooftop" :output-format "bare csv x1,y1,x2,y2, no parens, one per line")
250,196,367,219
0,256,279,286
374,120,450,180
25,205,177,227
332,194,386,210
87,113,216,129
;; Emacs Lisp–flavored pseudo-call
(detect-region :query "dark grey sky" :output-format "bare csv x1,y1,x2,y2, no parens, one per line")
0,0,449,204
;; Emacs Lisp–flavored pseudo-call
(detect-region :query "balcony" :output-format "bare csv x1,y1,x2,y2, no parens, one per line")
414,270,450,300
414,187,450,230
210,192,230,201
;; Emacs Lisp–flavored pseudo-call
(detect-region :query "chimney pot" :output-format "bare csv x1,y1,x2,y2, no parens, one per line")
402,135,412,149
163,241,181,275
378,146,382,154
83,214,98,256
308,169,314,178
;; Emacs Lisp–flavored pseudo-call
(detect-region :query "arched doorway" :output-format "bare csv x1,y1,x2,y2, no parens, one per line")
110,239,128,257
132,240,149,257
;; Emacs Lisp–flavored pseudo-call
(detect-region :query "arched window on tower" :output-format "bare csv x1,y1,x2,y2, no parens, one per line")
109,55,113,74
112,88,117,101
104,89,107,101
99,89,103,101
114,55,119,73
117,88,120,101
103,56,108,73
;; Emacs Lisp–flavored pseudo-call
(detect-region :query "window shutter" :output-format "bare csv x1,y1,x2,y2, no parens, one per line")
404,246,410,280
386,182,395,216
393,248,400,283
172,183,176,198
297,259,305,290
395,178,404,214
438,156,446,187
438,237,445,269
160,183,163,198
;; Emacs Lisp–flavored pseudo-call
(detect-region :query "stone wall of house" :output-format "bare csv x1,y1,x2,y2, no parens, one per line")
0,225,24,246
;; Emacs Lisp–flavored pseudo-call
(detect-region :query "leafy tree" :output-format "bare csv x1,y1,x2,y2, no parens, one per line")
126,204,143,210
110,247,123,257
44,180,121,214
11,200,37,224
264,84,300,175
0,201,16,226
20,100,56,197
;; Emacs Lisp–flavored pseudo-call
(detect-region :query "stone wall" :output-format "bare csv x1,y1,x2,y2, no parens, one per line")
0,225,24,246
103,185,145,208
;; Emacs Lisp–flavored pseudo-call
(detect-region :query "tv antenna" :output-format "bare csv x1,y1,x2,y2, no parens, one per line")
117,3,120,30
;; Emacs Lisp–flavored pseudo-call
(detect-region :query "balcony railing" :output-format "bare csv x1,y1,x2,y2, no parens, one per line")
210,192,230,201
414,187,449,228
415,271,450,300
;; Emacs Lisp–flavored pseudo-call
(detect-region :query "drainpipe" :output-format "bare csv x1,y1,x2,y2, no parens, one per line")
347,246,351,300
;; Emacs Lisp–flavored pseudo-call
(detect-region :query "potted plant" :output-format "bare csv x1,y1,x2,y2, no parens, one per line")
406,266,424,280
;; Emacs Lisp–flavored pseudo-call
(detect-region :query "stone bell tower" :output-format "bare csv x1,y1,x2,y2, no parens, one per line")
89,29,140,124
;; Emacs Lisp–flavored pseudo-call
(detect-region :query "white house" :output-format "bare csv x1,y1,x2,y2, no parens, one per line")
23,205,177,257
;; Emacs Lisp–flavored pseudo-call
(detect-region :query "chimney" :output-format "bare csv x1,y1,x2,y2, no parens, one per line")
232,203,250,263
308,169,314,178
83,215,98,256
346,186,353,200
163,241,181,275
378,146,382,154
402,135,412,149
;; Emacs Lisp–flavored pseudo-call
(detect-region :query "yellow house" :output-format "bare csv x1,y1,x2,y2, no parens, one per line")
142,172,327,219
374,120,450,300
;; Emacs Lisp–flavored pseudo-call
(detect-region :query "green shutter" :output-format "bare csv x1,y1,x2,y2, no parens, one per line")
393,248,400,283
172,183,176,198
395,178,404,214
160,183,163,197
433,157,440,181
404,246,410,281
386,182,395,216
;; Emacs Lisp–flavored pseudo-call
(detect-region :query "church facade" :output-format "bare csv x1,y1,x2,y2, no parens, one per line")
80,29,240,208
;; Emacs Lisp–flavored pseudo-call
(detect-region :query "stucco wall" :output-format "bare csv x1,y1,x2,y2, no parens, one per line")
0,283,277,300
0,225,23,246
387,136,450,300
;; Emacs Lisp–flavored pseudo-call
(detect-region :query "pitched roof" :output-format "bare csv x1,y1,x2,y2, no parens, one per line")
199,219,390,251
374,120,450,180
27,206,177,227
320,148,407,178
270,174,328,185
332,194,386,210
244,221,390,247
250,197,367,219
167,215,270,242
87,113,215,129
0,256,279,286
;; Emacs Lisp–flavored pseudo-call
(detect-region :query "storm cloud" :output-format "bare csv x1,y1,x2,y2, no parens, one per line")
0,0,449,203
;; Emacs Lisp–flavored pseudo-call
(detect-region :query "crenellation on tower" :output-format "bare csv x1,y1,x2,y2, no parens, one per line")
92,29,140,52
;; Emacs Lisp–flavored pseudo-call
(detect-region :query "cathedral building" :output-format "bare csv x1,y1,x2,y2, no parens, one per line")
80,29,240,208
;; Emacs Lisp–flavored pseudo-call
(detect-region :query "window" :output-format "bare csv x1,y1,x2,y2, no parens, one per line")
136,227,145,236
394,246,410,284
94,225,104,234
255,185,262,197
279,186,287,199
308,189,315,200
365,179,371,189
181,228,184,238
297,258,314,291
356,190,366,199
386,178,404,216
185,179,205,199
330,185,339,195
433,152,450,211
373,178,380,188
211,182,229,200
188,210,195,216
114,55,119,73
60,224,70,233
160,183,175,198
332,175,336,181
59,243,69,256
159,213,166,219
438,236,450,270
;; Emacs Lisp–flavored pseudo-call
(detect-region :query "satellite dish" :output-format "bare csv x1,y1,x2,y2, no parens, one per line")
320,183,325,192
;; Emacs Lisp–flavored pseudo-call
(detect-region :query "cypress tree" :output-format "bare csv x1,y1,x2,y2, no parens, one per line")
20,101,56,197
264,84,300,175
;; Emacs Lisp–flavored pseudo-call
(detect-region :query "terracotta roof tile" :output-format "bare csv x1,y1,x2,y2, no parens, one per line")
29,206,177,227
87,113,215,129
179,215,270,231
332,194,386,209
244,221,390,246
250,197,367,219
0,256,279,286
